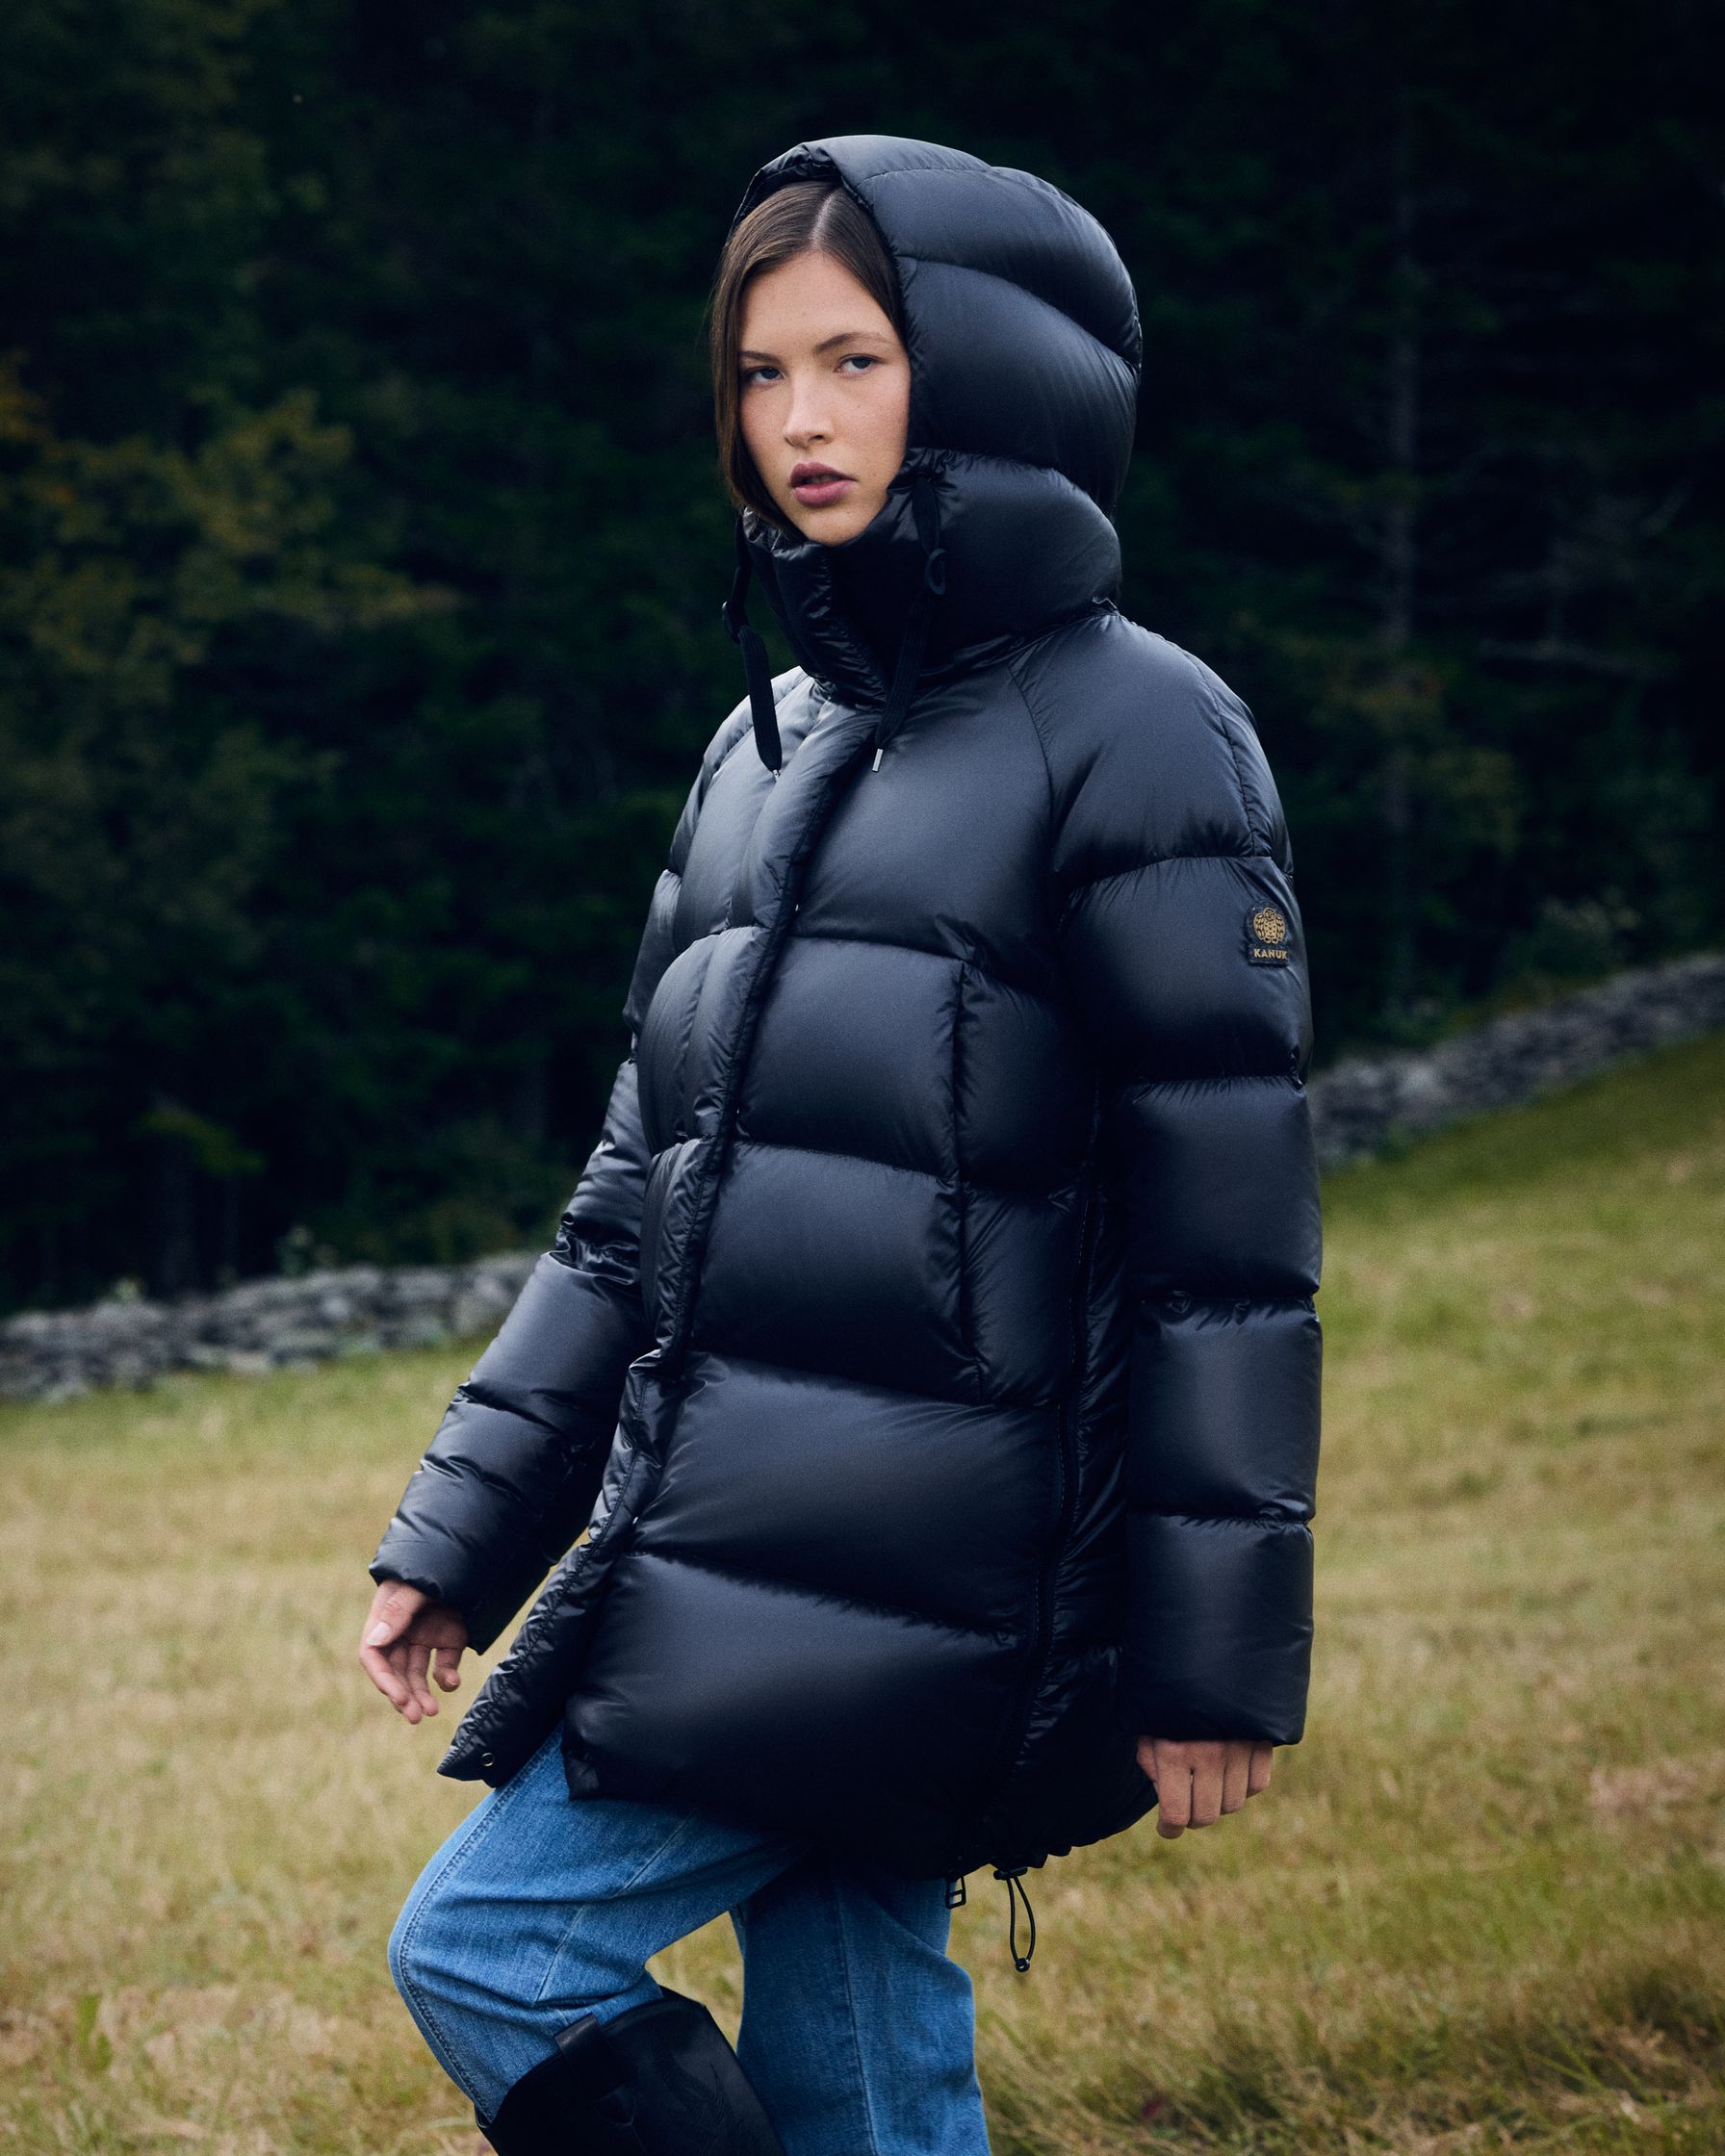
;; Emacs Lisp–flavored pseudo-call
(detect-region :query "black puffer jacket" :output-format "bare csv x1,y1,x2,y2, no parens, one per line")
372,134,1323,1908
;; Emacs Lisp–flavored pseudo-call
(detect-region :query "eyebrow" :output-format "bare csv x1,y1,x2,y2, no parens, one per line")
737,329,895,361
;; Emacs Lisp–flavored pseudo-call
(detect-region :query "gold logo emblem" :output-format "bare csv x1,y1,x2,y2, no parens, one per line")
1250,905,1288,945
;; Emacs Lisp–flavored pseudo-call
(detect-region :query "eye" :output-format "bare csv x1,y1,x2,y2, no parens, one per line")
739,364,780,387
839,354,880,373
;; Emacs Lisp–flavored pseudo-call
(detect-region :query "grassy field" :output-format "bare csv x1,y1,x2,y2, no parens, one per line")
3,1032,1723,2154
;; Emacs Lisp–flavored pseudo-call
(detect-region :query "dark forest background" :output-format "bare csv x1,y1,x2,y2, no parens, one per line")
3,0,1720,1312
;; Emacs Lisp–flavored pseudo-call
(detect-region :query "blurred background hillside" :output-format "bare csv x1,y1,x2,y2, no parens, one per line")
3,0,1720,1313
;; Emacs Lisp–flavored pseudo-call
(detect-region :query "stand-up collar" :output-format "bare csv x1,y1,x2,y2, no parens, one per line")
742,443,1123,706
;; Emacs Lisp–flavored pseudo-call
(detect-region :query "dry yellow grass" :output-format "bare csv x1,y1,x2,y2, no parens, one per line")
3,1032,1723,2152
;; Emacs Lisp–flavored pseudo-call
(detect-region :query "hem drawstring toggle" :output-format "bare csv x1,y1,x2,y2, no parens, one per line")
942,1863,1040,1971
991,1864,1037,1972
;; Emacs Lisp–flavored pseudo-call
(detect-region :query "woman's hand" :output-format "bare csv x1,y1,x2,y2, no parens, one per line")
1136,1735,1273,1837
360,1579,468,1724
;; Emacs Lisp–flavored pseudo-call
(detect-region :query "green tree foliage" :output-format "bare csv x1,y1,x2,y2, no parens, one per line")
1,0,1718,1308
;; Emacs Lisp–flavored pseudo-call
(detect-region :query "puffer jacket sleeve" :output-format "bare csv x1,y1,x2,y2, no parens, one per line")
367,724,736,1654
1039,636,1323,1746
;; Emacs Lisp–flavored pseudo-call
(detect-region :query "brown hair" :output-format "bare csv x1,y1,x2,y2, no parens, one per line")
706,178,907,534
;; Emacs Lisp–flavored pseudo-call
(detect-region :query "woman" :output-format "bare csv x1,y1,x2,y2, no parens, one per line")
361,133,1323,2156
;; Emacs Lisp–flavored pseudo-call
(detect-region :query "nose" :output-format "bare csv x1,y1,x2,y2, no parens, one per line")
782,367,835,449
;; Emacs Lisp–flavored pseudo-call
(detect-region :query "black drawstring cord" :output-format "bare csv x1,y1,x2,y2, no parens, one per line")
870,468,946,771
991,1864,1037,1972
945,1864,1038,1971
721,514,784,776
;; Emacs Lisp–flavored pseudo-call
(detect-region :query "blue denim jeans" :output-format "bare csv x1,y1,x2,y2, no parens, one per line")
388,1725,992,2153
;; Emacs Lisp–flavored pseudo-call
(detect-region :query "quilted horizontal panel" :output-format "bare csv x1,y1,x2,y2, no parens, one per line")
739,934,959,1177
1112,1072,1322,1296
565,1547,1015,1830
692,1141,967,1398
1125,1296,1322,1520
635,1351,1053,1634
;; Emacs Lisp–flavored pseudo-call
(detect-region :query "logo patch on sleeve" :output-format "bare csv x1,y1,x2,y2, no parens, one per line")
1245,903,1292,964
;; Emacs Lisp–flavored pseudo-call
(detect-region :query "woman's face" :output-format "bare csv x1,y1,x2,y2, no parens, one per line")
736,248,910,545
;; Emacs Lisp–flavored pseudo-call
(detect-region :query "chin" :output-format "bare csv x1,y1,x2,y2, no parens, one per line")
772,487,884,547
798,504,878,546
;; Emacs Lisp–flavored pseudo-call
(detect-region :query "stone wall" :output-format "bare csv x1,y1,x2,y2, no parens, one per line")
1307,947,1725,1168
0,1254,539,1406
6,946,1722,1404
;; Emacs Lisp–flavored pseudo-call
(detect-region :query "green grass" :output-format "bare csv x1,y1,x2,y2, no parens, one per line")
4,1033,1724,2153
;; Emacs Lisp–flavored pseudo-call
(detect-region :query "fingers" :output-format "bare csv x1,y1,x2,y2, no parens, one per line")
1152,1740,1220,1834
1188,1748,1223,1828
359,1581,439,1721
362,1579,425,1650
402,1638,441,1719
432,1642,464,1692
1147,1740,1194,1837
362,1642,435,1723
1221,1740,1252,1815
1135,1734,1186,1838
1139,1737,1273,1837
358,1637,419,1717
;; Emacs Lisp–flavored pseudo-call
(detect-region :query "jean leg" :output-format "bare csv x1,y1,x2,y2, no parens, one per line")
731,1849,991,2156
387,1727,811,2122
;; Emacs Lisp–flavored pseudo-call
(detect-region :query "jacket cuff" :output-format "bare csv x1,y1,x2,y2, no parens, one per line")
1119,1510,1314,1744
367,1518,558,1657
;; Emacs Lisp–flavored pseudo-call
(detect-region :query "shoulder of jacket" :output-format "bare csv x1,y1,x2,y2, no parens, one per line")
1015,608,1254,746
1015,610,1287,865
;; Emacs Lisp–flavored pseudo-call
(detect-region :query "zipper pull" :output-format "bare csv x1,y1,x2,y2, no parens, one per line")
871,744,884,771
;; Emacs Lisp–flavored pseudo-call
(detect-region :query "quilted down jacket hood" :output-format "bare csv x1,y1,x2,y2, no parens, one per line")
372,133,1324,1959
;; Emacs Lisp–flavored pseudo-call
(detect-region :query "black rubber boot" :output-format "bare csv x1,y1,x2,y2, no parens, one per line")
476,1984,786,2155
